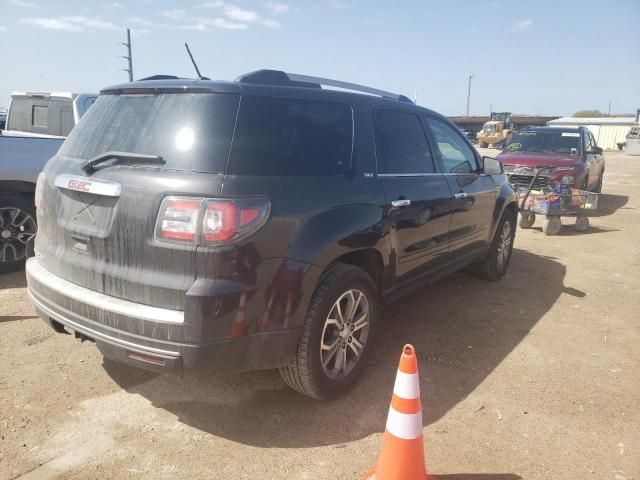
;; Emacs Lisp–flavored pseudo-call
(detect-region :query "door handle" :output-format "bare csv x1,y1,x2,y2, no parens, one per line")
454,192,468,199
391,199,411,207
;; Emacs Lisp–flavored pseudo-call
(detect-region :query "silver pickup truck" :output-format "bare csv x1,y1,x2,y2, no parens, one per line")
0,91,96,272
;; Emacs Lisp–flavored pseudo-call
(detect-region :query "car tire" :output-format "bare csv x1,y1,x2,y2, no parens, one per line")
468,209,516,281
543,216,562,236
279,263,378,400
479,141,488,148
0,194,37,274
518,212,536,229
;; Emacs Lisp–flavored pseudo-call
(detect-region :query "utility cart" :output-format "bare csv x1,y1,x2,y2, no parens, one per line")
515,166,599,236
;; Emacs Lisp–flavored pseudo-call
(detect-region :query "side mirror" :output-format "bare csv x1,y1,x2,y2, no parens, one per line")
592,146,603,155
482,156,503,175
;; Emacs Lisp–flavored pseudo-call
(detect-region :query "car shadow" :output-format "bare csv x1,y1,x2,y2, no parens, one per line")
104,248,573,450
436,475,520,480
0,270,27,289
529,225,619,236
0,315,38,323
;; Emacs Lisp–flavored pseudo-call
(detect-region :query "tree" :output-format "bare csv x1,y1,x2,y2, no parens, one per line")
573,110,603,118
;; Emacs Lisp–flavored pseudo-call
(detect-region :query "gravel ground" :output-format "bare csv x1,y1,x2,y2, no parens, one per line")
1,150,638,480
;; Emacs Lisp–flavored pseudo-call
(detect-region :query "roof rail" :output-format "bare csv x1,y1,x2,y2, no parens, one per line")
236,69,413,103
138,75,182,81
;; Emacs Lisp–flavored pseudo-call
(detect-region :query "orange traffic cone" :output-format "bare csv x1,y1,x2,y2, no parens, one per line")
365,344,434,480
231,291,248,337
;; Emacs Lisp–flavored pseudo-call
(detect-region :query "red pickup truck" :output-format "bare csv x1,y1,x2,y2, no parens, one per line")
496,126,605,193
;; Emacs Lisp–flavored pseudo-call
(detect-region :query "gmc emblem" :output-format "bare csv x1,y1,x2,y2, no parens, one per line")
67,179,92,192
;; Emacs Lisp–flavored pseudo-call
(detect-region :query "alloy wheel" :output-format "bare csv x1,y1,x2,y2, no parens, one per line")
0,207,37,264
320,289,370,379
496,220,512,272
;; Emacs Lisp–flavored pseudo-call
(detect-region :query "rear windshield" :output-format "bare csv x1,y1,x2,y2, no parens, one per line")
7,97,75,136
59,93,239,174
227,96,353,176
505,130,581,154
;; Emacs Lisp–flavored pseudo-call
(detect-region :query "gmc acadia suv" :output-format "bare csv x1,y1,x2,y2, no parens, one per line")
26,70,518,399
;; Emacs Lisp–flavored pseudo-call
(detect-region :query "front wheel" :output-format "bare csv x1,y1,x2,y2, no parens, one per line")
279,264,378,399
0,195,37,274
468,210,516,281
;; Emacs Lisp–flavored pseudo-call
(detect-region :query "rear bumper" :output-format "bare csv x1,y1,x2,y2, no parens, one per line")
26,257,302,375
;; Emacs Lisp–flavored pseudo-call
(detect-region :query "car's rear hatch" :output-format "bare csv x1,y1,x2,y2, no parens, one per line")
35,89,240,310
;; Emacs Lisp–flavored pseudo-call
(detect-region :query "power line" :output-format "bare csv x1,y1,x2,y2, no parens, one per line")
475,79,638,87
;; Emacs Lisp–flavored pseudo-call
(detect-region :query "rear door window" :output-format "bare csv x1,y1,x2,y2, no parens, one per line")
227,96,353,176
373,109,434,174
59,93,239,174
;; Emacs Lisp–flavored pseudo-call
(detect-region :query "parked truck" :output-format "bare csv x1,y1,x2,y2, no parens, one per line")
477,111,513,148
0,91,96,272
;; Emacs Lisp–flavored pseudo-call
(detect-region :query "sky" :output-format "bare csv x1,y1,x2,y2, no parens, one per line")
0,0,639,116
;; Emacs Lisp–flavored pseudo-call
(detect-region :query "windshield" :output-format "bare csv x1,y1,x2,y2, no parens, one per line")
504,130,581,154
484,124,497,135
59,93,239,174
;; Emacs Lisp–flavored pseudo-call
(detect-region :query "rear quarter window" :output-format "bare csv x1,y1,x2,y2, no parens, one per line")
227,96,353,176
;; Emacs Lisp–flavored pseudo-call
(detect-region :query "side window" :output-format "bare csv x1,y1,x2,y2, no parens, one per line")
590,132,599,149
424,117,478,174
228,96,353,176
583,131,593,153
32,105,48,127
373,109,434,174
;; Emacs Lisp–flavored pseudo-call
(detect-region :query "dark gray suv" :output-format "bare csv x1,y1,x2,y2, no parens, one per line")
26,70,518,399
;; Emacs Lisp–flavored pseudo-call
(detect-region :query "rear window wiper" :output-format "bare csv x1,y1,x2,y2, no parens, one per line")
82,151,165,173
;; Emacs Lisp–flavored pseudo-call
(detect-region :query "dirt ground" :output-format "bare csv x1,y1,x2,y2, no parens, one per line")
1,149,638,480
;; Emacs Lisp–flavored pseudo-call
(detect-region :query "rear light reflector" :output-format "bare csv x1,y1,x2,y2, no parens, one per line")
154,196,270,246
128,352,166,366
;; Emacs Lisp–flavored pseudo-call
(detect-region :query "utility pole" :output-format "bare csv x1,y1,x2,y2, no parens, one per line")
414,89,417,104
121,28,133,82
608,100,612,117
466,74,474,117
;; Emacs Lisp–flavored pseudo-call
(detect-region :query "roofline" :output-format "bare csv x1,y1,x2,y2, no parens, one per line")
100,69,414,104
10,91,96,100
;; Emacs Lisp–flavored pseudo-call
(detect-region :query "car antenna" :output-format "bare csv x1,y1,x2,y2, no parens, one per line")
184,42,209,80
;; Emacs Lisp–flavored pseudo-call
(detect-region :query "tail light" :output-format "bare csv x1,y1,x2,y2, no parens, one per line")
155,196,270,246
